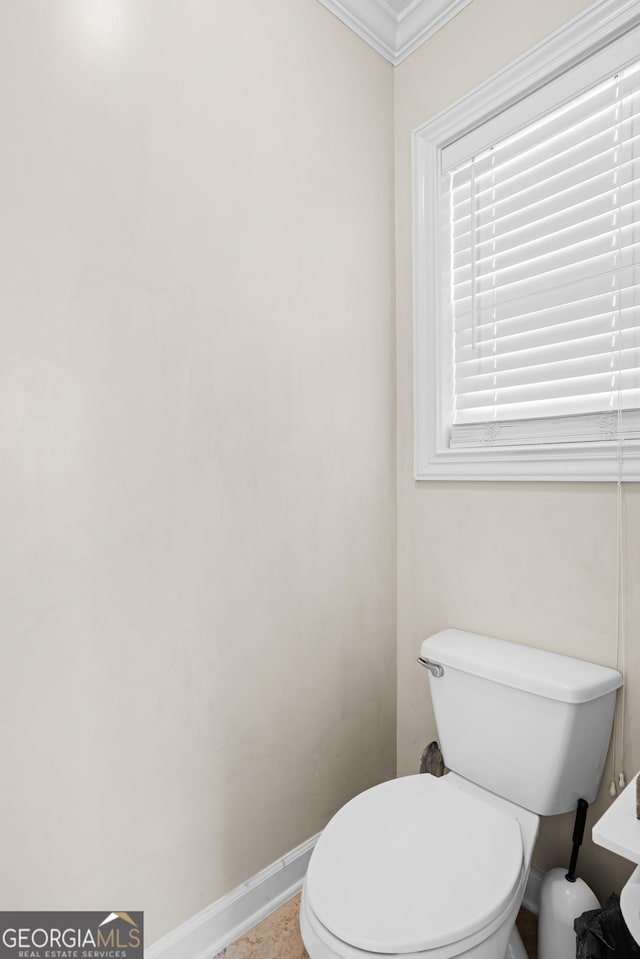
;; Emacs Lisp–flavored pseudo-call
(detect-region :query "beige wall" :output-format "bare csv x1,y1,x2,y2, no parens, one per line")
4,0,638,936
395,0,640,901
0,0,396,941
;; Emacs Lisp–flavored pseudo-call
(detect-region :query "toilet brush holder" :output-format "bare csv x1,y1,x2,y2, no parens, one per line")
538,868,599,959
538,800,599,959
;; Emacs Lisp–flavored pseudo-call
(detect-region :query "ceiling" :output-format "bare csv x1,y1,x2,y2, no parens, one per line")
316,0,472,65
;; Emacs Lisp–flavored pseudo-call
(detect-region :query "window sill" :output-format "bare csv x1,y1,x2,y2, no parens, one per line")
415,441,640,481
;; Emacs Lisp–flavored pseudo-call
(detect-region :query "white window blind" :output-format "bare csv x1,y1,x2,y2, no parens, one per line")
445,61,640,450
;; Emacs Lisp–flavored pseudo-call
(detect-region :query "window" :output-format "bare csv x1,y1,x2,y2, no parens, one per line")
414,0,640,480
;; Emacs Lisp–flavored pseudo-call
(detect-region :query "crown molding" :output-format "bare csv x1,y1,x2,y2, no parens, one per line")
316,0,472,65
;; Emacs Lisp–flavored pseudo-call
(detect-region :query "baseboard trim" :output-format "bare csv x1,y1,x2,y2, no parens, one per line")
146,832,321,959
524,866,544,915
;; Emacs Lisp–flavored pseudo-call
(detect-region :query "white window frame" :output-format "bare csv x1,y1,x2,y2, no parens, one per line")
413,0,640,481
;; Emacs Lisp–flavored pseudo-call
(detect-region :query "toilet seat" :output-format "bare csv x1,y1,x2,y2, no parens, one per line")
300,881,525,959
305,775,524,955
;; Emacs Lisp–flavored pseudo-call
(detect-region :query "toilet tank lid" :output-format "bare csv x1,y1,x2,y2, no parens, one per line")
421,630,622,704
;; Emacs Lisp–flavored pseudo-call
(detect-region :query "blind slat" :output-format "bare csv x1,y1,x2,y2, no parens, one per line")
454,222,637,291
455,346,640,395
453,389,640,424
451,180,640,261
455,325,640,379
453,198,640,274
453,241,640,315
456,126,640,213
450,71,640,186
451,151,640,232
455,365,640,411
452,276,640,335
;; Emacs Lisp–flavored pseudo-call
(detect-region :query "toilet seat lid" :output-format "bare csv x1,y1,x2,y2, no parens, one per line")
306,774,524,954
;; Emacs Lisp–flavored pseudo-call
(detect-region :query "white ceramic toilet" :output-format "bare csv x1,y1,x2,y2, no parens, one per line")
300,629,623,959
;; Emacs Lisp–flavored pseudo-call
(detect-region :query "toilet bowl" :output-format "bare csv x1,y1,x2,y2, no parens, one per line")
301,772,538,959
300,629,623,959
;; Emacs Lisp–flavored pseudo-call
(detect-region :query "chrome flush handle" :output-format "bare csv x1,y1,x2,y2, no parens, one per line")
417,656,444,678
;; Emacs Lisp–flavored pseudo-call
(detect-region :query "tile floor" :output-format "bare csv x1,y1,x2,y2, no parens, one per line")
216,892,538,959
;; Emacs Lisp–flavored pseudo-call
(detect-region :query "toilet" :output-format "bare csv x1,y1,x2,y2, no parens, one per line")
300,629,622,959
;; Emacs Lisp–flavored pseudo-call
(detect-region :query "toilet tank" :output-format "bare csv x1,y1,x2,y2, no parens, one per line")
421,630,623,815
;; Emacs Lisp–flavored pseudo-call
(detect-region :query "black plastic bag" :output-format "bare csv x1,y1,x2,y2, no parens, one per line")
575,894,640,958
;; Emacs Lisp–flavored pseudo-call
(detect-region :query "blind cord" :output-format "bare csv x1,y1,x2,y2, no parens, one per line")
470,158,477,352
610,72,626,797
617,472,626,791
612,462,626,794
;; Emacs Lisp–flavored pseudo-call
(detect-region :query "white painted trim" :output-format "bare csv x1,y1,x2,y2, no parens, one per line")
413,0,640,481
146,833,320,959
394,0,471,63
523,866,544,916
415,0,640,148
376,0,424,20
316,0,397,62
315,0,472,66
